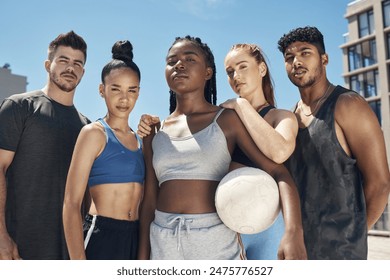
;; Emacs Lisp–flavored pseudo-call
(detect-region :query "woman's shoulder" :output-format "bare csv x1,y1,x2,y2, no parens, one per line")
79,121,106,140
218,107,243,127
219,107,240,119
265,107,298,130
267,107,296,120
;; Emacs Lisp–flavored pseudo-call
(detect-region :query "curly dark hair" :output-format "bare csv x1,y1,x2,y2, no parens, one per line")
167,35,217,114
277,26,325,55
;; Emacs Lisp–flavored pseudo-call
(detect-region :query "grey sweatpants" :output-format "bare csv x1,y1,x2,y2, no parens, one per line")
150,210,246,260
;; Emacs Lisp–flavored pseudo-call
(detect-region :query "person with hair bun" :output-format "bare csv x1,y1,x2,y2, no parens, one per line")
63,40,144,260
137,36,305,260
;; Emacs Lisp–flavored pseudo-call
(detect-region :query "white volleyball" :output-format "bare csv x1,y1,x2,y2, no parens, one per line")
215,167,280,234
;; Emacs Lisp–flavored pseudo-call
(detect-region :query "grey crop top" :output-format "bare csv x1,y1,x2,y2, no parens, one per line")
152,108,231,185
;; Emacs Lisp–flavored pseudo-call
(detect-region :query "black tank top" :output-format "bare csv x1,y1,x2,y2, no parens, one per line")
231,105,275,166
285,86,367,259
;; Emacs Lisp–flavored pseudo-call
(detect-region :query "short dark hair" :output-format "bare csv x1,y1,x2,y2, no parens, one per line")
168,35,217,114
101,40,141,83
277,26,325,55
48,30,87,63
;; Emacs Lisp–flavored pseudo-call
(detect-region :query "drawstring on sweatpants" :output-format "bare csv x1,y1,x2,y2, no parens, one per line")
167,216,193,251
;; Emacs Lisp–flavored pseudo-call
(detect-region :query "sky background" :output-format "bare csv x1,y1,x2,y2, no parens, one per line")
1,0,352,127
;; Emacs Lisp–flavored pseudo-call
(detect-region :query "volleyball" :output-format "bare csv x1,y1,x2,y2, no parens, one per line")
215,167,280,234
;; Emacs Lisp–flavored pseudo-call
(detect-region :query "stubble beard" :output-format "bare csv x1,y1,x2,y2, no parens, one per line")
289,66,323,90
50,72,79,93
289,75,316,89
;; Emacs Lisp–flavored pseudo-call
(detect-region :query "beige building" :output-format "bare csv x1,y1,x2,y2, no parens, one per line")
0,65,27,102
341,0,390,233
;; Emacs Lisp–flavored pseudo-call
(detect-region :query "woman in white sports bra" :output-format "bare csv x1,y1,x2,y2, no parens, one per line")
137,36,306,260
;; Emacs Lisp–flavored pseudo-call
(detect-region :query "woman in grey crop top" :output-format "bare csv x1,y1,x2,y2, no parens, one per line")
138,36,306,260
63,40,144,260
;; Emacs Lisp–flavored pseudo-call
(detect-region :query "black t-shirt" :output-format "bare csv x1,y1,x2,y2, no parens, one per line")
0,90,90,259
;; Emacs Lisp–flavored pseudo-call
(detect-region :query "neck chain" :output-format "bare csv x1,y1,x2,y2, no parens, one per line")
299,84,333,117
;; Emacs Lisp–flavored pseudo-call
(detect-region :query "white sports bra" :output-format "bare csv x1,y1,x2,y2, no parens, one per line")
152,109,231,185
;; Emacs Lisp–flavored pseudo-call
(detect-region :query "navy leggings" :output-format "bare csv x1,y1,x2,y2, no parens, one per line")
83,214,139,260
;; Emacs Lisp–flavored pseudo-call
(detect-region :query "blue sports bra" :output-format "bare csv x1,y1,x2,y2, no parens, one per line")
88,118,145,187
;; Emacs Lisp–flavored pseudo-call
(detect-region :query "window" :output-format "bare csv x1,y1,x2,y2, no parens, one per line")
347,40,377,71
359,10,375,38
348,45,362,71
349,70,379,98
368,100,382,125
384,0,390,28
388,64,390,92
364,70,379,98
350,75,360,93
387,33,390,59
362,40,377,66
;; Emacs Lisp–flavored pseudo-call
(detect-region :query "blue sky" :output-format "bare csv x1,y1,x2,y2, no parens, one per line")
1,0,352,127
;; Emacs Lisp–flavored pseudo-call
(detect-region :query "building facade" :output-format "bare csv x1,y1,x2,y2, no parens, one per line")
341,0,390,233
0,65,27,102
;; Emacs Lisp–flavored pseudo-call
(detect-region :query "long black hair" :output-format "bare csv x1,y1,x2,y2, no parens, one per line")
168,35,217,114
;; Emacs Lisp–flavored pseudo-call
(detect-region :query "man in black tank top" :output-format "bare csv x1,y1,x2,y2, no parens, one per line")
277,26,390,259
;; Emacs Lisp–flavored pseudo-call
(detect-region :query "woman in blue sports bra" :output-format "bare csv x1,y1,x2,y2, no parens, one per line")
63,40,145,260
137,36,306,260
220,44,305,260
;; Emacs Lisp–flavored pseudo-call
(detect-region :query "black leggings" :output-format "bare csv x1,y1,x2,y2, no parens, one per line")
83,214,139,260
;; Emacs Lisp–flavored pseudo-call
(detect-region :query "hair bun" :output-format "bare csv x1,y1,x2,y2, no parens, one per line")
112,40,134,61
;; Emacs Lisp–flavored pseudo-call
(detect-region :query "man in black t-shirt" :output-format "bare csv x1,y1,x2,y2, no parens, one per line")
0,31,90,260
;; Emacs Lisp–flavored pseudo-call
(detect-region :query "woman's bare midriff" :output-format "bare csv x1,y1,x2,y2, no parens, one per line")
157,180,219,214
88,182,143,221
